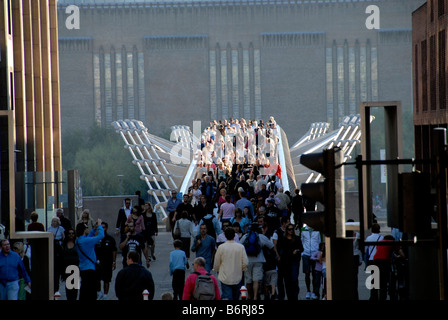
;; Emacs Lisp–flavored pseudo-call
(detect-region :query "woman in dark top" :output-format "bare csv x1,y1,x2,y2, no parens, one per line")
277,223,303,301
61,228,79,300
142,202,158,260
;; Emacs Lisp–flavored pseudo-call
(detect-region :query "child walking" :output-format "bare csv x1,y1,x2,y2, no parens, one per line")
311,242,325,300
169,240,187,300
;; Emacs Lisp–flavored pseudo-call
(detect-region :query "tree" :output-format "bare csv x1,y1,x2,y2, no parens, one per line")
62,124,147,196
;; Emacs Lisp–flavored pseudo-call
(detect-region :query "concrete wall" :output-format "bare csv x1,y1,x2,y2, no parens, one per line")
57,0,426,144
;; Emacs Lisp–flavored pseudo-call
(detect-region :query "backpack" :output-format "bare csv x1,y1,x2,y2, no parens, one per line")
193,272,216,300
268,182,278,194
202,216,216,239
244,230,261,256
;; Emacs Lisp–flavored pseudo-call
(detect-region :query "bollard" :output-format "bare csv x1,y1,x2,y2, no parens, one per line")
240,285,247,300
54,291,61,300
143,289,149,300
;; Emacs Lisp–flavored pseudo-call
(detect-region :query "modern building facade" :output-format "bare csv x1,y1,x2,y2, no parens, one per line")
1,0,64,299
412,0,448,174
56,0,424,143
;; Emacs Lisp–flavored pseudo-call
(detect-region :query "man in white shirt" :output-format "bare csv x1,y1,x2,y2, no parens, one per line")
213,227,248,300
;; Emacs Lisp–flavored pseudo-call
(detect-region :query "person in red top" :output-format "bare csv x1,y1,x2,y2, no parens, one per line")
182,257,221,300
27,212,45,231
373,235,405,300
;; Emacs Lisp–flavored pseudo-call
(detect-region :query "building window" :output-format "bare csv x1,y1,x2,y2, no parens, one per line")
371,46,378,102
93,53,101,125
138,52,146,121
209,50,218,120
93,47,145,127
414,44,420,113
421,40,428,112
209,44,261,121
439,30,446,110
220,50,229,119
232,49,240,119
439,0,445,17
348,46,356,115
430,35,437,111
254,49,262,120
337,46,345,123
243,49,251,120
105,53,112,125
325,41,378,128
116,52,124,120
326,47,334,127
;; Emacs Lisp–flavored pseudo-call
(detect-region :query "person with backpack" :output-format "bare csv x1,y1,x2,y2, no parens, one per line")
197,209,222,240
182,257,221,300
239,223,274,300
213,227,248,300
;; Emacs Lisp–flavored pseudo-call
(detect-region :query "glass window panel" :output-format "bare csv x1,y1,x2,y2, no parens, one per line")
349,46,356,114
127,52,134,119
371,46,378,102
232,49,239,119
93,53,101,125
360,45,367,102
105,53,112,125
221,50,228,119
243,49,250,120
254,49,262,120
337,46,344,123
326,47,333,125
138,52,146,121
209,50,218,120
116,52,123,120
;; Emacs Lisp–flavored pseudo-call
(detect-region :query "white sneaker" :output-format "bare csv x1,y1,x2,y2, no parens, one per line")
97,291,104,300
305,292,311,299
311,293,318,300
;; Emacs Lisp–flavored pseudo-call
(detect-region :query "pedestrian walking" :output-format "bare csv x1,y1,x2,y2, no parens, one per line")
75,219,104,300
115,251,155,300
95,222,117,300
174,211,194,267
191,223,217,272
300,224,321,299
169,240,187,300
240,223,274,300
182,257,221,300
0,239,31,300
213,227,248,300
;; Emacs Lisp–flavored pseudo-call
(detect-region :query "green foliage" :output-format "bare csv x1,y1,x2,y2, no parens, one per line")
61,124,147,196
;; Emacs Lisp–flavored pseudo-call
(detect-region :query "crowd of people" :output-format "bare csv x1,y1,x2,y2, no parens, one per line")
165,149,330,301
194,116,282,182
0,117,408,301
0,192,159,301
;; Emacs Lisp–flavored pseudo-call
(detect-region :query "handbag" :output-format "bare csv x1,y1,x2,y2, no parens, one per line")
173,221,181,239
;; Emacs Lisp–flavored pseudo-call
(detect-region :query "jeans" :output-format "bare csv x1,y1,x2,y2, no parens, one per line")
220,282,241,300
0,280,20,300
